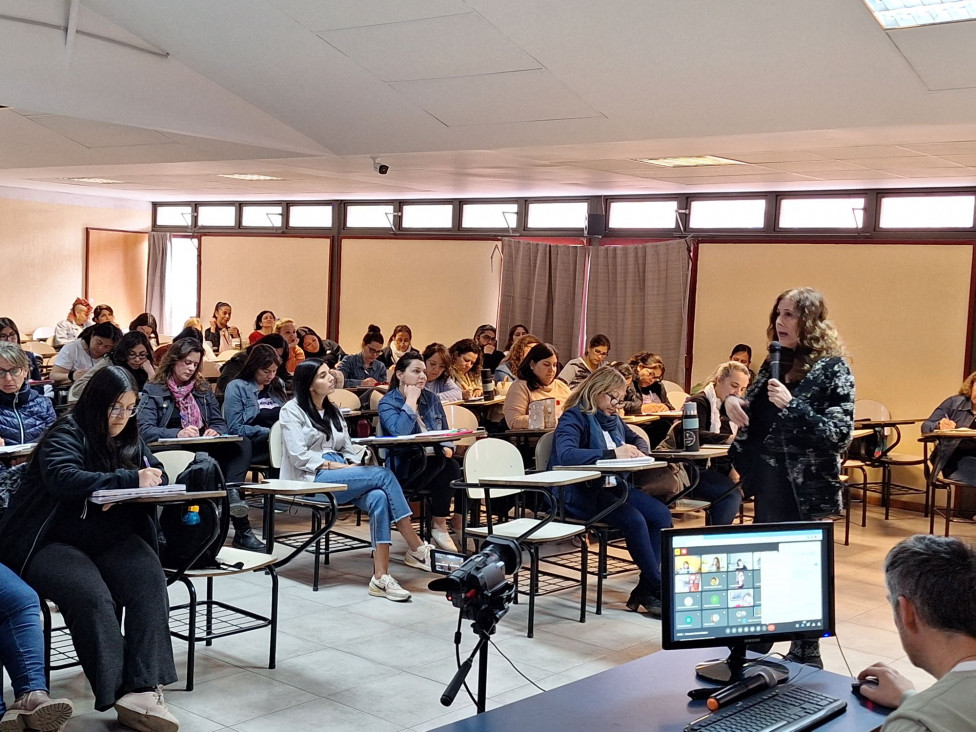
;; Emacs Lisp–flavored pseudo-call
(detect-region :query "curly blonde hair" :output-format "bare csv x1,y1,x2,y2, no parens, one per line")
767,287,846,379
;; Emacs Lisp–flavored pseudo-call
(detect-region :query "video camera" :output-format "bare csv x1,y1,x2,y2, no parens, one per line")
428,536,521,625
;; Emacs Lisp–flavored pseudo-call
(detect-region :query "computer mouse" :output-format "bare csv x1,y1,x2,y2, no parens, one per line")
852,678,879,696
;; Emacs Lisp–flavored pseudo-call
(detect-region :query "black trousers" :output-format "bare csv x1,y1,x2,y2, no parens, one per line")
752,454,804,523
25,534,177,711
398,452,461,517
201,439,252,484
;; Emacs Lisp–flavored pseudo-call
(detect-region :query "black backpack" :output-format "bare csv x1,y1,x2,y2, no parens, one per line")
157,452,230,570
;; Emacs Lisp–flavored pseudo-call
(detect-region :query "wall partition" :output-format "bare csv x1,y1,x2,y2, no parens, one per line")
85,228,149,328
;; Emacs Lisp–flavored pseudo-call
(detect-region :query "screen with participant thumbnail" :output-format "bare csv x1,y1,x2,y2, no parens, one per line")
663,523,834,647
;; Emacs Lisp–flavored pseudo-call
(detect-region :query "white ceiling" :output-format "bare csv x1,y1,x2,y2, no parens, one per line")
3,0,976,201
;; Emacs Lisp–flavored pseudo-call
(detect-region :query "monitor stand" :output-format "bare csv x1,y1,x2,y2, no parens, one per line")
695,641,790,685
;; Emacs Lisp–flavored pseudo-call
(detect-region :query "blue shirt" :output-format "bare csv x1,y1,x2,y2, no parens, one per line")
337,353,387,387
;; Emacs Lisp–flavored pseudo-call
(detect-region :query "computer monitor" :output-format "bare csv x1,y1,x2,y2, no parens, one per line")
661,521,836,684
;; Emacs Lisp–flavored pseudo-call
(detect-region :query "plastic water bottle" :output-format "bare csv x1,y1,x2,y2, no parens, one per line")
182,505,201,526
681,401,700,452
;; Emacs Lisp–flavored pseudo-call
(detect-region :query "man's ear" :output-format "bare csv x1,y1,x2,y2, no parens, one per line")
897,595,919,633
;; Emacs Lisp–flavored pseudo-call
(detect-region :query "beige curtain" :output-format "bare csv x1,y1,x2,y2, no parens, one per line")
497,239,587,365
145,231,170,332
585,239,692,382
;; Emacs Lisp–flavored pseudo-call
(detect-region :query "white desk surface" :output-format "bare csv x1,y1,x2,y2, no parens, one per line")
477,469,600,487
553,460,666,473
243,479,347,495
149,434,243,447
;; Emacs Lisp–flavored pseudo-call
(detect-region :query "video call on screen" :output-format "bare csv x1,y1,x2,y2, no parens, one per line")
671,538,825,642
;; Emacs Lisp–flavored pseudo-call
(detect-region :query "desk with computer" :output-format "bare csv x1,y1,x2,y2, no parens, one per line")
433,521,889,732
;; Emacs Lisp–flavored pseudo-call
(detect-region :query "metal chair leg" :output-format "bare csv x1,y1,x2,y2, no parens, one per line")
579,536,588,624
528,545,538,639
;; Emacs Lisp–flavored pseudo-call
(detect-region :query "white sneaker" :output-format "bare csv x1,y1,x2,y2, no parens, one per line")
368,574,412,602
404,542,433,572
114,686,179,732
431,528,458,552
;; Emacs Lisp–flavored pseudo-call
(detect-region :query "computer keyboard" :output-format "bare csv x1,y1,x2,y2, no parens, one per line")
685,684,847,732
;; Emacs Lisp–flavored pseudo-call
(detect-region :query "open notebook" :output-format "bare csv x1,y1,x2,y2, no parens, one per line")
89,485,187,504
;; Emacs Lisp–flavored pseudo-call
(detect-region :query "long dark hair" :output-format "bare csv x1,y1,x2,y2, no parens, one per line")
292,358,344,440
128,313,160,346
421,342,451,383
389,350,435,414
172,326,203,344
58,365,141,471
296,326,325,357
0,317,22,342
503,323,528,351
110,331,155,369
254,310,276,330
79,321,122,346
518,342,558,390
236,344,286,402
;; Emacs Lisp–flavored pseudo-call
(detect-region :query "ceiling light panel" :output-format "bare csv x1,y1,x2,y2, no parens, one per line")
633,155,746,168
864,0,976,29
218,174,284,181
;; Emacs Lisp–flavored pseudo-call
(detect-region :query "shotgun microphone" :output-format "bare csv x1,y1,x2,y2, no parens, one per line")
706,666,778,711
768,341,782,382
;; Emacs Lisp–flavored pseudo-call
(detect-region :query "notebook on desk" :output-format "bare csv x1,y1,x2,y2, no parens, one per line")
595,456,658,467
89,485,187,504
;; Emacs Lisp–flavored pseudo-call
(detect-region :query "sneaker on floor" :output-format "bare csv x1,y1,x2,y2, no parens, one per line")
368,574,412,602
403,542,433,572
114,687,179,732
431,528,458,552
0,690,73,732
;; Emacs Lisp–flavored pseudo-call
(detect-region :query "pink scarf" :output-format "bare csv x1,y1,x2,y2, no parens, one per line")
167,376,203,429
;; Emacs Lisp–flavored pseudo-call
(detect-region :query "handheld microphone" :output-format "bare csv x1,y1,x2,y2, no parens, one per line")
706,667,778,711
768,341,782,382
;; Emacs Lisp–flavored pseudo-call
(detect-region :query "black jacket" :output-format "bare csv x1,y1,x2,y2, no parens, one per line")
137,381,227,443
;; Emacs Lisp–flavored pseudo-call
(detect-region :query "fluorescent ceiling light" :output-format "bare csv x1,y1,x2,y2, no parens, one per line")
217,174,284,181
863,0,976,29
632,155,746,168
64,177,124,184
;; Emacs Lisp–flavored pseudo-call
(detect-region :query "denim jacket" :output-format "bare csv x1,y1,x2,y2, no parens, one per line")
336,353,387,387
222,379,284,440
378,387,452,473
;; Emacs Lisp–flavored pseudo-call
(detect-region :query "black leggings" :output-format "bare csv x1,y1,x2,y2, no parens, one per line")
396,453,460,517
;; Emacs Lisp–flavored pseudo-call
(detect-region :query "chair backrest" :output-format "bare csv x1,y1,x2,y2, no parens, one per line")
199,360,221,379
534,431,555,471
215,349,239,363
444,405,479,446
627,424,651,447
32,326,54,341
668,390,690,407
22,341,56,356
369,389,384,412
462,438,524,500
155,450,196,479
854,399,890,421
269,421,283,469
662,380,684,395
329,388,361,410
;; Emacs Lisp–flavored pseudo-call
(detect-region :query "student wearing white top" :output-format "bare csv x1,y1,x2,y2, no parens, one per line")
857,535,976,731
557,333,610,389
51,323,120,385
52,297,94,347
279,358,434,602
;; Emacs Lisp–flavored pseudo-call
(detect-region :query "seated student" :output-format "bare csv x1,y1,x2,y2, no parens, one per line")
0,565,75,731
609,361,642,416
222,344,287,465
0,366,180,730
138,337,264,552
503,342,572,430
52,297,93,347
379,324,412,369
502,323,529,356
273,318,305,376
922,370,976,485
92,304,115,324
129,312,160,349
204,301,241,354
216,333,289,399
549,366,673,617
423,342,463,404
175,319,217,361
682,360,750,525
249,310,276,345
628,351,674,414
0,343,55,444
494,333,539,384
337,326,388,388
474,324,504,373
0,317,42,381
557,334,611,389
378,352,462,551
51,322,120,385
448,339,483,399
729,343,757,384
296,326,345,368
69,330,156,404
280,359,434,601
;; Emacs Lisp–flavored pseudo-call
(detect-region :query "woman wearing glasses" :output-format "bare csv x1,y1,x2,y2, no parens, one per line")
68,331,156,404
138,338,264,552
627,352,674,414
0,366,181,731
337,325,388,387
0,317,42,381
0,343,55,446
550,366,673,617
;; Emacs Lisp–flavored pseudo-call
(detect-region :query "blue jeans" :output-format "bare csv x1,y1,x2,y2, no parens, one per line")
315,466,411,547
561,483,672,590
0,562,47,714
693,470,742,526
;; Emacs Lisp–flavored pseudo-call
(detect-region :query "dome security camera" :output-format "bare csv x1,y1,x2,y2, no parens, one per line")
372,160,390,175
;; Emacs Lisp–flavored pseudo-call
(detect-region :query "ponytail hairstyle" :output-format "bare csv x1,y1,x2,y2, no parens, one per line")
706,360,751,387
292,358,344,440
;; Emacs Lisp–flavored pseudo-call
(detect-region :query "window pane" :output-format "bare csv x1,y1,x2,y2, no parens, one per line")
346,204,394,228
526,201,588,229
402,203,453,229
166,237,199,335
461,202,518,229
155,205,192,227
689,199,766,229
779,198,865,229
608,200,679,229
879,195,975,229
288,205,333,228
241,204,283,228
197,205,236,227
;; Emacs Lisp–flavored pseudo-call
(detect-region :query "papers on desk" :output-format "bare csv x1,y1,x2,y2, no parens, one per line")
596,457,659,468
0,442,36,455
89,484,187,504
154,435,230,442
933,428,976,436
360,429,475,441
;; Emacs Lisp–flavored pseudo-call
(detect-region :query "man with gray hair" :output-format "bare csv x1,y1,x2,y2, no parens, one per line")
857,534,976,730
